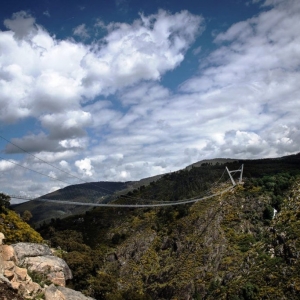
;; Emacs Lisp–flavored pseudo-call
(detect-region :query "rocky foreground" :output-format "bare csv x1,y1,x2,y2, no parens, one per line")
0,232,94,300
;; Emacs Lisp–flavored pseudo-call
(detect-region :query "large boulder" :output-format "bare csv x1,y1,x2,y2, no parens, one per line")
45,284,95,300
0,235,44,299
12,243,52,263
24,255,72,286
0,236,83,299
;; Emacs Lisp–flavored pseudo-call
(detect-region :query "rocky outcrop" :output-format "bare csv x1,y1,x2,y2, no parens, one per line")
0,232,93,300
11,242,72,286
0,241,43,299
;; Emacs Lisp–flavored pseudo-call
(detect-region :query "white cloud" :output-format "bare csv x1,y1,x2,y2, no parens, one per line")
75,158,93,176
73,24,90,39
33,151,77,163
0,9,203,128
0,160,16,171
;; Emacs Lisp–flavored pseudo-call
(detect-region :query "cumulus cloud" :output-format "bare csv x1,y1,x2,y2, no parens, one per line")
75,158,93,176
0,9,203,134
81,10,203,96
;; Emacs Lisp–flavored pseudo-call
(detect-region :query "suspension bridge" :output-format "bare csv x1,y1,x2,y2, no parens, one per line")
8,165,244,208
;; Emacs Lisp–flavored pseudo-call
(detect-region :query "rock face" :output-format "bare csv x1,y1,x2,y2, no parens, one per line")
0,241,43,299
0,232,93,299
12,242,72,286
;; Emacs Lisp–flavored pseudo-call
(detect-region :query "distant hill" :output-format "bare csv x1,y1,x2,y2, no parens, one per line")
12,174,165,224
11,158,231,224
12,181,127,224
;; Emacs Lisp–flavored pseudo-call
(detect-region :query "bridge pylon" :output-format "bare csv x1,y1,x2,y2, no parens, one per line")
226,164,244,186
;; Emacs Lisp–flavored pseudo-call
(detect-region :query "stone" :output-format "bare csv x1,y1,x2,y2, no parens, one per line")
24,255,72,286
47,270,66,286
12,243,52,263
106,253,118,262
45,284,65,300
0,232,5,245
0,274,12,287
2,245,16,262
14,266,29,281
4,269,14,280
11,281,21,290
3,261,15,271
45,284,95,300
19,281,43,299
0,248,4,275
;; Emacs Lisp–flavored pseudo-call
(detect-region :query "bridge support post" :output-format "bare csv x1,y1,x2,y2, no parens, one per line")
226,167,236,186
226,164,244,186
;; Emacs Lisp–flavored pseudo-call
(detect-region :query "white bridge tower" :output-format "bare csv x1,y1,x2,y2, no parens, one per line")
226,164,244,186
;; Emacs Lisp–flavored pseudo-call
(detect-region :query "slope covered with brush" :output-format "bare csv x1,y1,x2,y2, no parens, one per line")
37,154,300,299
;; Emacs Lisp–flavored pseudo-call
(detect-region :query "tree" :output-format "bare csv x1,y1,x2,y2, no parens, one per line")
22,210,33,222
0,193,10,211
263,205,274,220
87,271,117,300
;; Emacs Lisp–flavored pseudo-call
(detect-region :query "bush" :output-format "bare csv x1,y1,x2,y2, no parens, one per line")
242,282,259,300
263,205,274,220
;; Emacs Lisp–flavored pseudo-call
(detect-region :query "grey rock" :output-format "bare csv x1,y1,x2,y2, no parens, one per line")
45,284,95,300
12,243,52,263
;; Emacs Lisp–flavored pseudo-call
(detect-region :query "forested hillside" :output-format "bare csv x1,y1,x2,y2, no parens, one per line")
36,154,300,299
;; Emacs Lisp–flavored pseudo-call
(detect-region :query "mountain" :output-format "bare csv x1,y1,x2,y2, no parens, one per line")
35,153,300,299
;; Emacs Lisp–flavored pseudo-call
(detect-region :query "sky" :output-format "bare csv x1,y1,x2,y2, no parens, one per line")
0,0,300,198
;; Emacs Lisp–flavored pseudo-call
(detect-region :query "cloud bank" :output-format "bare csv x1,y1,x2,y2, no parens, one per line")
1,0,300,197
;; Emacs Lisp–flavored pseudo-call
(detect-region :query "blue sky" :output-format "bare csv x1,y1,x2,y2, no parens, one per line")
1,0,300,198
